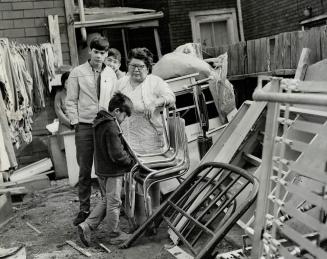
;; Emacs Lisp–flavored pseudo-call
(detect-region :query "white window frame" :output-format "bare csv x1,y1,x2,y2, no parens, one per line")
189,8,240,46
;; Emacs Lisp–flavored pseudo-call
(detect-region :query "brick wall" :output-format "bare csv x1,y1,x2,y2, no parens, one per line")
242,0,326,40
0,0,71,166
0,0,70,65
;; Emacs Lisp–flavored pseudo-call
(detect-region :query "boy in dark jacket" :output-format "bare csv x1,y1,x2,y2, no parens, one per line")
78,92,134,246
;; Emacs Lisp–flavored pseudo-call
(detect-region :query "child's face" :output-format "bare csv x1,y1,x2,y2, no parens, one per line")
114,109,127,124
105,56,121,72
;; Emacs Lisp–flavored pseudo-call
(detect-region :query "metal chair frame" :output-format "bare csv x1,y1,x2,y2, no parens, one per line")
120,162,259,259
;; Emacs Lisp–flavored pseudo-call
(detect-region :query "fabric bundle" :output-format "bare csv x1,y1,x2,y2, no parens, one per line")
0,39,56,171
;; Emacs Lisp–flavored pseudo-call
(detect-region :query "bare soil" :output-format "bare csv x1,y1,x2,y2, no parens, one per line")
0,179,239,258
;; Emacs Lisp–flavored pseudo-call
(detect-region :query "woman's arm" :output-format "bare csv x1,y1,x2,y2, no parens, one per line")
54,92,71,127
155,77,176,107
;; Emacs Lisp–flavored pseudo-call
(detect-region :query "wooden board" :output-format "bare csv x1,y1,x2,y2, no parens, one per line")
246,39,256,74
282,32,291,69
253,39,261,73
64,0,79,66
61,131,96,187
290,31,300,69
320,25,327,60
48,15,63,68
0,193,13,228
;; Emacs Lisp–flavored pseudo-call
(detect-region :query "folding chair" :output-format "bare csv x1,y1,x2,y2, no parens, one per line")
120,162,259,259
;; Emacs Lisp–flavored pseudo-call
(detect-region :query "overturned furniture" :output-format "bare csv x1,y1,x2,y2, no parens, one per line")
121,162,259,259
249,77,327,258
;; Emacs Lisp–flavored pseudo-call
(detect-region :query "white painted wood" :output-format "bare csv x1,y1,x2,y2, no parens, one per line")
61,131,96,187
10,159,53,182
189,8,239,46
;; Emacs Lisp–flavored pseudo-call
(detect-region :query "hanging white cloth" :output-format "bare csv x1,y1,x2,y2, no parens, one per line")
0,124,10,171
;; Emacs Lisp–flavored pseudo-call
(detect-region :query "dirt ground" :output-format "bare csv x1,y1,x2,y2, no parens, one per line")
0,178,239,259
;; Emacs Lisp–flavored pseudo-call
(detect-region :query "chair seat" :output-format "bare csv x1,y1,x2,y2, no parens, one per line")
138,149,176,164
134,161,188,184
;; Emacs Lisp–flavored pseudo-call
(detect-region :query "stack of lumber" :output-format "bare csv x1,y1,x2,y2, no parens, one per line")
0,158,53,196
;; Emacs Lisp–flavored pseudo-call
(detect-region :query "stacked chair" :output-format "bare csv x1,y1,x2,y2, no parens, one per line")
117,107,190,229
120,162,259,259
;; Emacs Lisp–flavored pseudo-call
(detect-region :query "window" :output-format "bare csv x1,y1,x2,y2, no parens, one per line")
189,9,240,49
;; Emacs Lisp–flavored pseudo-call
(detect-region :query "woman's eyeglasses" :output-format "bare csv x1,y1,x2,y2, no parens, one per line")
129,64,146,70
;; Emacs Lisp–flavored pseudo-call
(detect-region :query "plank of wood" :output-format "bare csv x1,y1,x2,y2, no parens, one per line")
282,32,291,69
255,38,262,73
48,15,63,68
251,80,281,259
229,43,238,75
239,41,246,75
0,187,27,194
270,36,277,72
295,48,311,80
26,222,42,234
153,28,162,59
0,193,13,227
260,37,269,72
321,26,327,60
99,243,111,253
66,240,91,257
10,158,53,182
290,31,300,69
276,33,284,70
0,215,17,230
246,39,255,74
64,0,79,66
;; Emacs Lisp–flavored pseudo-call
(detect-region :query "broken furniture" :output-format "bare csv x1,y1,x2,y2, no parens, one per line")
251,77,327,258
121,162,259,259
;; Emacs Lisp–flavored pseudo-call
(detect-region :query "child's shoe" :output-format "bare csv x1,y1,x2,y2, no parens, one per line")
78,222,91,247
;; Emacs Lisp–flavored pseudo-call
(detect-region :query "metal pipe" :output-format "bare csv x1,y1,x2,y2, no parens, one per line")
78,0,87,42
253,89,327,106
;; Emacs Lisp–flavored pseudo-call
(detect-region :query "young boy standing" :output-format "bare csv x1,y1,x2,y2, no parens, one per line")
78,92,134,246
104,48,126,79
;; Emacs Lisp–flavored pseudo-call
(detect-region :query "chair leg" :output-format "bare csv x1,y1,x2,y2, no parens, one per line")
120,200,169,249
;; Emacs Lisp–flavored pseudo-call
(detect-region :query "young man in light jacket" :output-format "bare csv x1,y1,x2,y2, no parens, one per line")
66,36,117,226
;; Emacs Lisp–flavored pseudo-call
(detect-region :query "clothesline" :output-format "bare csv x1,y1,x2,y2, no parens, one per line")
0,38,56,172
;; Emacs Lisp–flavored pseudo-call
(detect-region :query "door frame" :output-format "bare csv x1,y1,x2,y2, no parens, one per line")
189,8,240,46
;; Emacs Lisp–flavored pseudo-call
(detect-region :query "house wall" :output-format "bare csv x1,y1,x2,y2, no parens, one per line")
0,0,70,65
242,0,326,40
167,0,238,50
0,0,71,166
118,0,172,56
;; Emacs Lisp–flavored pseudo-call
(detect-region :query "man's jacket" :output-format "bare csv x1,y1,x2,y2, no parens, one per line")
93,110,134,177
66,61,117,125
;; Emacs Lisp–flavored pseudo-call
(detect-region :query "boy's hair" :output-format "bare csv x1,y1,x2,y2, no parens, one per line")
107,48,122,62
89,36,110,51
108,92,133,117
61,71,70,87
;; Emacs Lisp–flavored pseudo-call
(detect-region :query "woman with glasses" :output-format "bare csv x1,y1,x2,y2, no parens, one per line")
116,48,175,216
116,47,175,155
